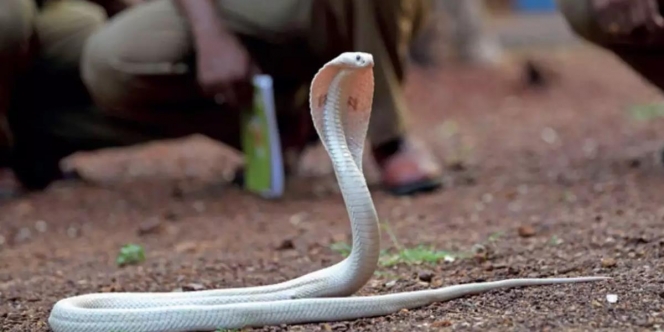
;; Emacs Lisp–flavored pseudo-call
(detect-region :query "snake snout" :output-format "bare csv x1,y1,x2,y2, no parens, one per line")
356,54,373,67
343,52,373,68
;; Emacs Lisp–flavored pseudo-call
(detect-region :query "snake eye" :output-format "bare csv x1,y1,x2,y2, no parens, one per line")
356,55,362,62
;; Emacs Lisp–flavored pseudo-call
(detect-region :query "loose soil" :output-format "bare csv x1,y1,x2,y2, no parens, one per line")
2,44,664,331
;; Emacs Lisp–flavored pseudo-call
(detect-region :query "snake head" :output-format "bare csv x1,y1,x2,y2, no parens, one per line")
332,52,374,69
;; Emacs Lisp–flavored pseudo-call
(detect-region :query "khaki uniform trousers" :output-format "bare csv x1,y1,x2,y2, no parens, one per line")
0,0,107,148
80,0,432,151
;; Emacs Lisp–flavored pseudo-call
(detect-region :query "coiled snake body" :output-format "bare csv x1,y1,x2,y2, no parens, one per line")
48,52,609,332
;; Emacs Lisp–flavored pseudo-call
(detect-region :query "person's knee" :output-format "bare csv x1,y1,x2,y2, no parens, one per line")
35,0,108,67
81,0,192,113
80,25,129,113
0,0,36,59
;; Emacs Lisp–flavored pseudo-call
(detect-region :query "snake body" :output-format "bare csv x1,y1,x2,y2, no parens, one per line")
48,52,609,332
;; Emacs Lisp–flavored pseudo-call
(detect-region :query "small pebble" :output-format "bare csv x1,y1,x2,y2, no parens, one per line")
14,227,32,243
163,211,180,222
606,294,618,303
67,226,80,239
289,212,307,226
276,239,295,251
601,257,617,268
182,283,205,292
432,320,452,327
384,280,397,288
518,225,536,238
330,323,349,330
192,201,206,213
541,127,558,144
418,271,434,283
175,242,197,253
137,218,163,236
35,220,48,233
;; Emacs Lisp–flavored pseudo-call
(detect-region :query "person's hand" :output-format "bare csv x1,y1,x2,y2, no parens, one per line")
591,0,664,35
196,32,259,109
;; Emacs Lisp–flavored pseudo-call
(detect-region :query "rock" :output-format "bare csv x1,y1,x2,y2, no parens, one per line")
289,212,308,226
34,220,48,233
432,320,452,327
329,323,348,330
192,201,206,213
384,280,397,288
5,312,21,322
14,227,32,243
171,186,184,199
601,257,617,268
26,295,40,302
182,283,205,292
628,158,641,168
163,211,180,222
175,242,197,254
276,239,295,251
66,226,80,239
418,271,435,283
137,218,163,236
518,225,536,238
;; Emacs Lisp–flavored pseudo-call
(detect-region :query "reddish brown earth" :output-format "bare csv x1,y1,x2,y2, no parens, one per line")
2,44,664,331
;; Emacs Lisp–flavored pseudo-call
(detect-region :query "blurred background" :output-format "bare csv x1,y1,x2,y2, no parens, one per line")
2,2,664,330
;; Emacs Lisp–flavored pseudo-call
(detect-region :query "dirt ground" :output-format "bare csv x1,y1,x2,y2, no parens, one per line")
2,41,664,331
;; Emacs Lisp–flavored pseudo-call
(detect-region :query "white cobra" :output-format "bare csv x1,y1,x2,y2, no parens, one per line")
48,52,610,332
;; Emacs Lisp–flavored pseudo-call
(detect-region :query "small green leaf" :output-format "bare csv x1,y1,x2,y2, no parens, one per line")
116,244,145,267
330,242,352,257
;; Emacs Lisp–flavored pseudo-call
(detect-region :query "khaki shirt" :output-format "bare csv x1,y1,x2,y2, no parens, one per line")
219,0,313,41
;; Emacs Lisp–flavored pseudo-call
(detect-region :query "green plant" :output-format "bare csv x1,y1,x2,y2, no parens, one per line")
549,235,563,246
330,221,468,267
379,245,460,267
487,231,504,242
116,244,145,267
330,241,352,257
